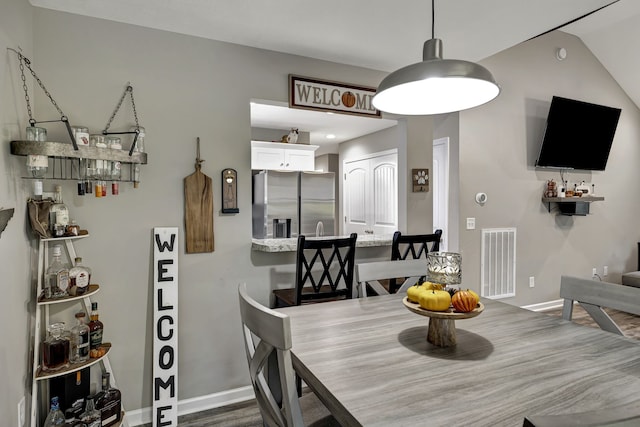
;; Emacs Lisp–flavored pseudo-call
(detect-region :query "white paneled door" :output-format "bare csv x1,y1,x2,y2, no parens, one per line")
433,137,449,251
344,150,397,235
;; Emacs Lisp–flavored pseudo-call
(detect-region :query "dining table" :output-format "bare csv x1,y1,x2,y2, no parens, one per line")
277,293,640,426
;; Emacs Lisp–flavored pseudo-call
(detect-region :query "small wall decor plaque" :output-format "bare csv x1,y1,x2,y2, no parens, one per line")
222,168,239,213
412,169,429,192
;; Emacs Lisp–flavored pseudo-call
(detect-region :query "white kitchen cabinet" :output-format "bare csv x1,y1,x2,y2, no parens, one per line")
251,141,318,171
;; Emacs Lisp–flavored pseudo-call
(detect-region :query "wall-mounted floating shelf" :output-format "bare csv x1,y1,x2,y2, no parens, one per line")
10,140,147,182
10,140,147,163
542,196,604,216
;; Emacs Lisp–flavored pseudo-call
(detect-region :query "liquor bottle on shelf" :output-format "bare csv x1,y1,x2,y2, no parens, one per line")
42,322,70,372
96,372,122,426
43,396,65,426
49,185,70,237
69,257,91,296
89,302,104,352
70,311,90,364
25,125,48,178
45,245,69,299
80,395,102,427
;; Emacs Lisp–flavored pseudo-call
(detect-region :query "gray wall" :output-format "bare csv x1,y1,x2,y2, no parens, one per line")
4,3,640,422
0,0,34,425
406,118,434,235
1,7,428,418
458,30,640,306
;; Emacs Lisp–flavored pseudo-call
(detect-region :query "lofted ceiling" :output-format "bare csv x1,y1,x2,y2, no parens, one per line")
29,0,640,146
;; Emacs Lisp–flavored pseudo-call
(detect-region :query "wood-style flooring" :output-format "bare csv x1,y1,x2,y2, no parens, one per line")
143,303,640,427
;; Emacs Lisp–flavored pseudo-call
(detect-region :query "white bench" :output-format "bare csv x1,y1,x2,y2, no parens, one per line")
560,275,640,335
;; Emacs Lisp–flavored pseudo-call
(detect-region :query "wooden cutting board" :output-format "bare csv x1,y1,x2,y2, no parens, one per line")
184,139,214,253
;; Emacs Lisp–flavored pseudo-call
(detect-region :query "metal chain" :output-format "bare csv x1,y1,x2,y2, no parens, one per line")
17,51,67,119
17,53,35,125
103,85,140,132
129,87,140,129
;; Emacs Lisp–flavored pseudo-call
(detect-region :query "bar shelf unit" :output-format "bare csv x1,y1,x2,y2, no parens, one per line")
30,234,128,427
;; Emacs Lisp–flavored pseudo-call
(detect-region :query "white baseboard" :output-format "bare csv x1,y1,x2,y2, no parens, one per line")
126,385,255,426
520,299,565,312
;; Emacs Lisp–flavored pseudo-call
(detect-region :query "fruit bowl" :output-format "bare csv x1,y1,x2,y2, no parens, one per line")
403,297,484,347
403,297,484,319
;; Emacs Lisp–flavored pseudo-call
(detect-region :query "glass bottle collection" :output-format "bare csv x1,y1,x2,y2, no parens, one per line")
24,124,145,194
40,244,107,371
38,243,122,426
46,373,123,427
41,311,106,372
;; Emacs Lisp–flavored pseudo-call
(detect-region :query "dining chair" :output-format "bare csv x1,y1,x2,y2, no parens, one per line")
273,233,357,307
560,275,640,335
355,259,426,298
238,283,340,427
388,230,442,293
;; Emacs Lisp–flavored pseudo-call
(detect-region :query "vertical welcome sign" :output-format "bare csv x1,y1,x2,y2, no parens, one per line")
153,228,178,426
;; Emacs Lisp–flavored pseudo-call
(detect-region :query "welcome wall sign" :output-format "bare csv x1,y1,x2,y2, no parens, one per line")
153,227,179,426
289,75,381,118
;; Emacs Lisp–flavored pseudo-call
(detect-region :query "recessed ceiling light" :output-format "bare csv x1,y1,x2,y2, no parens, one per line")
326,134,336,139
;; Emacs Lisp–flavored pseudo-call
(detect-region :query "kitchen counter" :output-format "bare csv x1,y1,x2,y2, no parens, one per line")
251,234,394,253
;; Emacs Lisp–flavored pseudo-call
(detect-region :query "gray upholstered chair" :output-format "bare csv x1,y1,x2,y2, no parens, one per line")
238,283,340,427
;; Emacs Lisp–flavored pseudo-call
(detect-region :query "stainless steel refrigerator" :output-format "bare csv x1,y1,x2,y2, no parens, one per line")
252,170,335,238
299,171,335,237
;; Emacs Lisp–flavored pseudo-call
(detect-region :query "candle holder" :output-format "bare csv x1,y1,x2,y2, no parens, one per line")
427,252,462,287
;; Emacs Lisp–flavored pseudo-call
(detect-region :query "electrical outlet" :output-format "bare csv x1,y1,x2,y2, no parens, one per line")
466,217,476,230
529,276,535,288
603,266,608,277
18,396,25,427
592,268,597,277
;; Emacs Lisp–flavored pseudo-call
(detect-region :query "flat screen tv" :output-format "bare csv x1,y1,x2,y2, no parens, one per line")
535,96,621,171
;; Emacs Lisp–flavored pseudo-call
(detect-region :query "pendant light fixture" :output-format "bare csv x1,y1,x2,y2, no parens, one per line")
372,0,500,115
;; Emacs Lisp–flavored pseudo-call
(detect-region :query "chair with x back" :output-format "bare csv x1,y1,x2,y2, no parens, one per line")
388,230,442,293
238,283,339,427
273,233,357,307
355,259,427,298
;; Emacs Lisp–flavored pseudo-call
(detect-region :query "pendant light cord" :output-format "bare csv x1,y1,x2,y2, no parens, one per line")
431,0,435,39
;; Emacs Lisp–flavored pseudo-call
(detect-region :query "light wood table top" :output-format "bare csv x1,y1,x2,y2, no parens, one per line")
278,294,640,426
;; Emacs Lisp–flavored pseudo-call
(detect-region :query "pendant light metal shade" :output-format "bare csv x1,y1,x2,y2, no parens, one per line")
372,39,500,115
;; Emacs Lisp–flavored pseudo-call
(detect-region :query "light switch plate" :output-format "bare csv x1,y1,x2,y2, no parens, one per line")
466,218,476,230
18,396,25,427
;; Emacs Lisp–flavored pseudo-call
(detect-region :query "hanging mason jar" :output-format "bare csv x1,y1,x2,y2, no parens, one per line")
25,126,48,178
71,126,90,147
